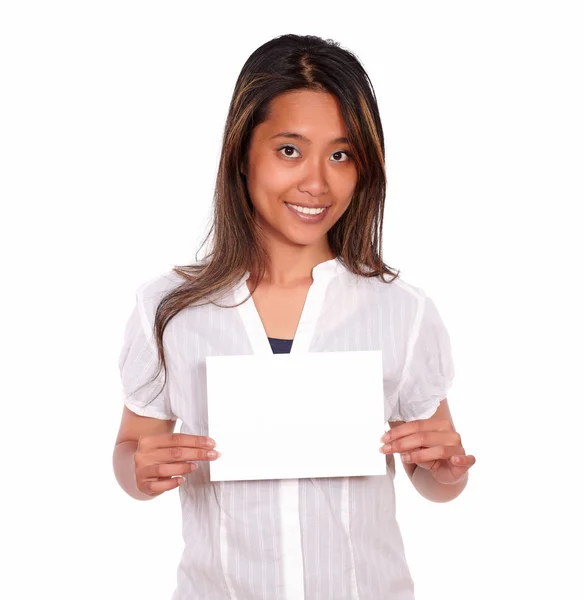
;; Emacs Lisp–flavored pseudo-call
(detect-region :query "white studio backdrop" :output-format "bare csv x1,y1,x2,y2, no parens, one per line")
1,1,582,599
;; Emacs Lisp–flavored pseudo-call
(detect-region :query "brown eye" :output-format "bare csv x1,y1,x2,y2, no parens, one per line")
278,145,300,158
331,151,350,162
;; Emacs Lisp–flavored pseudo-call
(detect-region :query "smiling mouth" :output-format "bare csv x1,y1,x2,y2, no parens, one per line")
284,202,330,215
284,202,331,223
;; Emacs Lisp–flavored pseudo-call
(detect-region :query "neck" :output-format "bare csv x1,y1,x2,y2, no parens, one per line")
253,234,335,287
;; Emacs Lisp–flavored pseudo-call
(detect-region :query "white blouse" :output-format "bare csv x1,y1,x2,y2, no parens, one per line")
118,257,455,600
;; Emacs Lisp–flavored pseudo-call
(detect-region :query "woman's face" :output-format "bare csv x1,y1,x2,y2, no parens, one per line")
243,90,358,249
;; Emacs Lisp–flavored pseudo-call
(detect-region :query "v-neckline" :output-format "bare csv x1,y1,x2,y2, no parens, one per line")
233,257,345,356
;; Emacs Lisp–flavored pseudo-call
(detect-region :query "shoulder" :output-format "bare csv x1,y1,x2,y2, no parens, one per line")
355,269,429,310
135,269,186,302
132,270,187,326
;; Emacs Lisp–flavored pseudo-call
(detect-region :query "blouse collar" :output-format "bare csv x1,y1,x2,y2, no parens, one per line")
241,256,346,285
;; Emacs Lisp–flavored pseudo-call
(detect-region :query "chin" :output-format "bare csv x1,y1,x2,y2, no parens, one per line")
279,227,329,247
256,209,333,246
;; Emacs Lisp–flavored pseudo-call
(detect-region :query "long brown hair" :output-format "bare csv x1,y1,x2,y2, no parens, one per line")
130,33,401,406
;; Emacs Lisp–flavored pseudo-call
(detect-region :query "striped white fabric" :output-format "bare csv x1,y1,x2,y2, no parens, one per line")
118,257,455,600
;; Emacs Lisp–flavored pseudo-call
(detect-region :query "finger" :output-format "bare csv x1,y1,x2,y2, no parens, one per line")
401,445,463,464
138,446,220,466
380,431,460,454
162,446,221,463
139,460,198,481
450,454,476,466
145,476,186,496
141,433,216,451
380,418,453,443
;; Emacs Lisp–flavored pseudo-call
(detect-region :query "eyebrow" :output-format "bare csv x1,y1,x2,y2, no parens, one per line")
269,132,349,145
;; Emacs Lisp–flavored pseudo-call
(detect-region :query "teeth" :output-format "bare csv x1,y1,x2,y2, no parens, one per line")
287,203,327,215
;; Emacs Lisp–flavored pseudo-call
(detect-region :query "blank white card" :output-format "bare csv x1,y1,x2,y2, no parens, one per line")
206,350,387,482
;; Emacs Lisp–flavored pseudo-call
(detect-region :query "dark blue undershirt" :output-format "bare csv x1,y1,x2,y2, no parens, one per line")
267,337,293,354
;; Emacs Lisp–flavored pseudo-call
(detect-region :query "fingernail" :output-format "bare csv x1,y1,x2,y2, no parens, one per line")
401,454,410,462
380,433,389,443
207,450,219,458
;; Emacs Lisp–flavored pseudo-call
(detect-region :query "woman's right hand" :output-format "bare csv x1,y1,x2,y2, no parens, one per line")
134,433,220,498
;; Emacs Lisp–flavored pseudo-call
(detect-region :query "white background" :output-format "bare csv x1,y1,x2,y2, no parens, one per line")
2,1,583,599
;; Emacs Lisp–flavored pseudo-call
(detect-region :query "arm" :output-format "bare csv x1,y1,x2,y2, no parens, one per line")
112,406,177,501
389,399,469,503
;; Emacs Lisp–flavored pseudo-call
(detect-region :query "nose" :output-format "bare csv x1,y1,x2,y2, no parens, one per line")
297,157,329,196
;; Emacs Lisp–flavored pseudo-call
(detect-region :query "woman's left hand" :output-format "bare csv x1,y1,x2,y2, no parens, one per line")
379,419,476,484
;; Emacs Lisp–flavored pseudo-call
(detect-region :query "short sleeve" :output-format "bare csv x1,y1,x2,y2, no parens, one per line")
391,294,455,422
118,289,177,421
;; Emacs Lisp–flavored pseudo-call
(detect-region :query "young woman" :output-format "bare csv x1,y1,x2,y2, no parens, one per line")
113,33,476,600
